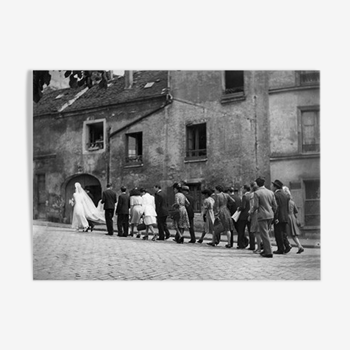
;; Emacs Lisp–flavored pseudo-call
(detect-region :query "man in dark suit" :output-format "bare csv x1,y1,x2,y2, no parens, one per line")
116,186,130,237
101,183,117,236
253,177,277,258
272,179,292,254
182,185,196,243
228,187,240,247
154,184,171,240
237,185,250,249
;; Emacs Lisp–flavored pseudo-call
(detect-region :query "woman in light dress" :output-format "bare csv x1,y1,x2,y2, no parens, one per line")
248,181,261,253
129,188,144,238
283,186,305,254
208,185,235,248
140,188,157,240
71,182,105,231
172,183,189,244
197,189,215,244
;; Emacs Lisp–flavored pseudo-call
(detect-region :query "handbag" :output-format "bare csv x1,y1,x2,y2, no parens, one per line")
137,223,146,231
214,218,224,235
232,210,241,222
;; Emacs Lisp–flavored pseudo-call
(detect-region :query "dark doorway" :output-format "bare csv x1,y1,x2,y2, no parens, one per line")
64,174,102,224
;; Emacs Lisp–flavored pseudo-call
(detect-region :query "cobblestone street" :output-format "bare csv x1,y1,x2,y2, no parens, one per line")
33,224,320,280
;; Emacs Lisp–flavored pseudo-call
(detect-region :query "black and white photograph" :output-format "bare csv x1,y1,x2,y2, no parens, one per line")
33,69,320,280
2,1,350,350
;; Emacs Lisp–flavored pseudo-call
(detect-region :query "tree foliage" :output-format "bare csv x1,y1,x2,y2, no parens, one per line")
33,71,51,103
33,70,109,103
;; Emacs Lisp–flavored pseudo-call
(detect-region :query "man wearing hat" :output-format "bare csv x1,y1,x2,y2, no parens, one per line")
182,185,196,243
272,179,292,254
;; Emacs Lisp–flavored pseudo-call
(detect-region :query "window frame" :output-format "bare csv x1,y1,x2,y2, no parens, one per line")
221,71,246,103
185,122,207,161
298,106,320,154
83,118,106,154
302,178,320,228
125,132,143,166
296,70,320,86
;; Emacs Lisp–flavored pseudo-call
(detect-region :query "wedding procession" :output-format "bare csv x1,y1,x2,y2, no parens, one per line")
70,176,305,258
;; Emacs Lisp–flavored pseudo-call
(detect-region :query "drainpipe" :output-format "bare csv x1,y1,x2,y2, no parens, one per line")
253,94,259,176
106,126,111,184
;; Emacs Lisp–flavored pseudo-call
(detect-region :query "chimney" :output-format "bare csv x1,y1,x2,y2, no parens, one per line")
106,70,113,80
125,70,133,89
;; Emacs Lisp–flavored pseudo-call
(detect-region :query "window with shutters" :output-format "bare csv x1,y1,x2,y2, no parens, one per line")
299,107,320,153
186,123,207,160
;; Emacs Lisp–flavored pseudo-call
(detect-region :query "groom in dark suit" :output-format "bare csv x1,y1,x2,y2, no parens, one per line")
101,183,117,236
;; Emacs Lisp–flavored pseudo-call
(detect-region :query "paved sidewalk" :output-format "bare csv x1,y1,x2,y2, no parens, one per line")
33,220,321,249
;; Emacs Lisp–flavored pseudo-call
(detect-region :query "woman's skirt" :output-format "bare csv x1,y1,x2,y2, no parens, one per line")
144,215,157,226
177,206,189,229
286,214,300,236
130,205,144,224
218,206,234,231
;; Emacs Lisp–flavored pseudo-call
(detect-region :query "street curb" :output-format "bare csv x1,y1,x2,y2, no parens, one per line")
33,220,321,249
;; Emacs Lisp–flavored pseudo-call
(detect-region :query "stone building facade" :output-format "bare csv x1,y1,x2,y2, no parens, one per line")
33,70,320,233
269,71,320,231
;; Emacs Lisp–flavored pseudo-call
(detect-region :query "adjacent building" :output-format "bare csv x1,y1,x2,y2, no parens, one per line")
269,71,320,231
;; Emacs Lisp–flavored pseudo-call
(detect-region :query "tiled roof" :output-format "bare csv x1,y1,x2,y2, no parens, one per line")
33,71,168,116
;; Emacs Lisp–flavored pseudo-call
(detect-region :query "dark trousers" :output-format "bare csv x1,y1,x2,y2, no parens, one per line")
117,214,129,236
87,219,95,230
274,222,290,252
105,209,115,235
247,221,255,249
188,217,195,242
157,215,170,240
237,220,249,248
230,219,238,247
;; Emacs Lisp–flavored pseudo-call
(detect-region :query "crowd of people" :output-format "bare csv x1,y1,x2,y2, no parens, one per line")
70,176,305,258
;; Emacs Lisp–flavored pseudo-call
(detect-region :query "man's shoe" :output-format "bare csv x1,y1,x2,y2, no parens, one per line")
188,240,196,243
284,245,292,253
273,250,285,255
105,233,113,236
261,253,273,258
157,238,165,241
207,242,216,247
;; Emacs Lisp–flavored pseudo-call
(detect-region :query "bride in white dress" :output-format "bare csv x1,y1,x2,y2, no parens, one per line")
71,182,105,231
